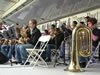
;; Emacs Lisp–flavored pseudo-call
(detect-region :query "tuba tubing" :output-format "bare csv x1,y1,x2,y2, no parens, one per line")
64,25,92,72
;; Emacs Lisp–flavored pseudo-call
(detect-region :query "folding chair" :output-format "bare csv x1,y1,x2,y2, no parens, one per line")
24,35,51,67
52,35,72,67
86,41,100,68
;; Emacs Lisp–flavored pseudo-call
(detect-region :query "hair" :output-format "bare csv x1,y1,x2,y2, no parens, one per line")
44,30,49,35
56,28,60,31
24,25,28,29
73,21,77,25
16,27,20,33
30,19,37,25
80,21,85,25
51,24,56,29
88,18,97,25
55,28,61,34
85,16,90,19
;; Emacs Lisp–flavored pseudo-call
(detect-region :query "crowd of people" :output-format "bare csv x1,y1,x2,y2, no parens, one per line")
0,16,100,68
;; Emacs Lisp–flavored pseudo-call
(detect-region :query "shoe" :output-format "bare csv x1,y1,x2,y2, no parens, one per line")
80,62,86,68
21,62,30,65
12,61,22,64
45,58,51,62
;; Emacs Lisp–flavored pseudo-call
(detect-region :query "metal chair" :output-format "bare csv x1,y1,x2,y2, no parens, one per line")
86,41,100,68
24,35,51,67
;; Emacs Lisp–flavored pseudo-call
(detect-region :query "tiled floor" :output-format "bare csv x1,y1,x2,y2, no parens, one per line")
0,62,100,75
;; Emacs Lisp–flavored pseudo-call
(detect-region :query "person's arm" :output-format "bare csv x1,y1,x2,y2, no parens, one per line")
28,30,41,45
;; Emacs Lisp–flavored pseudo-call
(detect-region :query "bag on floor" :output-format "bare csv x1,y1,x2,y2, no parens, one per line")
0,52,9,64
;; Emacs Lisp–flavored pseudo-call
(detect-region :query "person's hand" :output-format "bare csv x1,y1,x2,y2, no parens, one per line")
51,35,56,39
24,37,29,42
92,34,99,41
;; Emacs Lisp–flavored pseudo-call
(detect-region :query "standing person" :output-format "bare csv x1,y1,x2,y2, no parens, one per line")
15,19,41,65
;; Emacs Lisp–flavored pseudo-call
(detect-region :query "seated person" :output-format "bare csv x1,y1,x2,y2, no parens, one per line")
88,18,100,61
60,23,72,38
45,28,64,62
88,18,100,50
15,19,41,65
1,39,15,59
0,27,21,59
79,18,100,68
85,16,91,26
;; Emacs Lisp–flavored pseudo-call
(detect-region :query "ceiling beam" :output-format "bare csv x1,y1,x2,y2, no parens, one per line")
4,0,19,3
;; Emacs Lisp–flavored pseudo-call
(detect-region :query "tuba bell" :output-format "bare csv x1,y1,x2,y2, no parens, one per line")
64,25,92,72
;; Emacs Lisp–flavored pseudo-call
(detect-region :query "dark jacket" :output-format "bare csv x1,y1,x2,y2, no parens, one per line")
92,28,100,47
49,32,64,49
55,32,64,49
27,27,41,46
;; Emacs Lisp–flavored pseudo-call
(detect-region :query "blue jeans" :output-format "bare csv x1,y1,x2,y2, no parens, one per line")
1,45,15,58
60,41,65,57
45,44,55,58
15,44,34,63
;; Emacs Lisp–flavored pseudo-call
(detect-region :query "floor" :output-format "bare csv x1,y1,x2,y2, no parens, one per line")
0,62,100,75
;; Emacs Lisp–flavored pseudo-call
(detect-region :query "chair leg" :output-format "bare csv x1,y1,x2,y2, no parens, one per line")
24,52,33,66
86,47,99,68
32,51,48,68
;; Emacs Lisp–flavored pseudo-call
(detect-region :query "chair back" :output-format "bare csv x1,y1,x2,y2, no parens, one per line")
33,35,51,50
39,35,51,42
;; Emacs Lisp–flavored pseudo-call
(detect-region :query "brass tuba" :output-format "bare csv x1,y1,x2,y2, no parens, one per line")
65,25,92,72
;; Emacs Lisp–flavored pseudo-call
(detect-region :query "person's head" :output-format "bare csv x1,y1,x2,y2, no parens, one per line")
49,28,55,35
44,30,49,35
23,25,28,32
85,16,90,22
88,18,97,30
80,21,85,25
0,23,2,28
51,24,56,29
72,21,77,27
29,19,37,29
16,27,20,34
55,28,61,35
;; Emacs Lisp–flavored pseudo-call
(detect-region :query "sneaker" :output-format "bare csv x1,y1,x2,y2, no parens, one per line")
12,61,22,64
80,62,86,68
